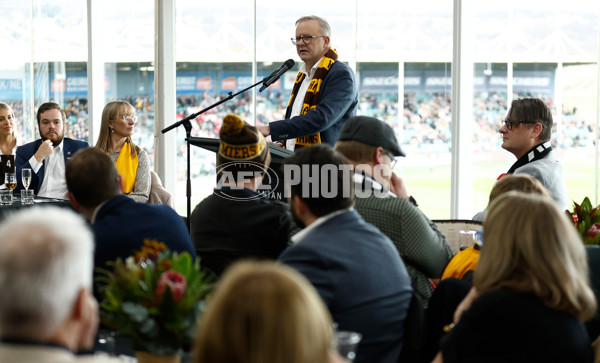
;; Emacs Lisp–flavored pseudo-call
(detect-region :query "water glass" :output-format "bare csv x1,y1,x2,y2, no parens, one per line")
96,330,116,357
0,190,12,205
22,168,32,191
458,230,477,251
334,331,362,362
21,189,34,205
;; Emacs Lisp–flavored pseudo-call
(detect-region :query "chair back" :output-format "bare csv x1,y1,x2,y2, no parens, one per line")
148,170,174,208
432,219,483,255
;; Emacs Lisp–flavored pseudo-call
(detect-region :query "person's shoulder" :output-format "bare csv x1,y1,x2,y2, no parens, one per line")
64,137,90,148
16,139,40,151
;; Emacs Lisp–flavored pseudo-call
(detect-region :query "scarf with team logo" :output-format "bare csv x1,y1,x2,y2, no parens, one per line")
285,47,338,147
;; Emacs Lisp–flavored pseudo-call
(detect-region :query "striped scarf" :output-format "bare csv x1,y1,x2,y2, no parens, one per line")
285,47,338,147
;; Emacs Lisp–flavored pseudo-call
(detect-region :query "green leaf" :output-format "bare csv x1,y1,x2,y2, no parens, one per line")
122,302,149,322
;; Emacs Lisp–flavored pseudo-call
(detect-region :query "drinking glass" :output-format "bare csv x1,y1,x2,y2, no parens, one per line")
333,331,362,362
4,173,16,203
458,230,477,251
22,168,31,192
0,190,12,205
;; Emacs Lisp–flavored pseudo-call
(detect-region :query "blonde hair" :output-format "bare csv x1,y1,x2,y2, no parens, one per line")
193,261,333,363
95,100,139,158
488,174,550,204
476,192,597,321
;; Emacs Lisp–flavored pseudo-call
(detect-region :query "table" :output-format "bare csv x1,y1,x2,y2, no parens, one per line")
0,196,74,221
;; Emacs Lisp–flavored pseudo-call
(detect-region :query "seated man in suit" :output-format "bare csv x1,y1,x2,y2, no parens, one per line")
16,102,89,198
335,115,452,307
65,147,196,298
0,206,120,362
278,144,412,363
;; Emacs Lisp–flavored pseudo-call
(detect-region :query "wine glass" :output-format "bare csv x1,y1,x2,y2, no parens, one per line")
22,168,31,192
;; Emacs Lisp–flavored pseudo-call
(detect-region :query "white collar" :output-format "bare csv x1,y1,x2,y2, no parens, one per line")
291,208,353,244
300,57,324,78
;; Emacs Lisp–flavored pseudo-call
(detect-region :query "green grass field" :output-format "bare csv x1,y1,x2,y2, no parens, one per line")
404,161,599,219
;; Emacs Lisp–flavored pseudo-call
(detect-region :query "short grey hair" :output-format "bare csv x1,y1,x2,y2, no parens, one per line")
296,15,331,37
0,207,94,340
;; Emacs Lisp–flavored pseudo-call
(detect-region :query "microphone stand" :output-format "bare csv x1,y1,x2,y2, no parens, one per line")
161,78,269,230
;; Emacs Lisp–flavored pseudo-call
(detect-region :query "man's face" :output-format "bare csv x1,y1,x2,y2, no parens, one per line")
39,109,65,147
499,112,539,159
295,20,329,68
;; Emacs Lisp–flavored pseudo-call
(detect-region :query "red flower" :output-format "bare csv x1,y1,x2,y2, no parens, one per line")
587,223,600,239
155,270,187,303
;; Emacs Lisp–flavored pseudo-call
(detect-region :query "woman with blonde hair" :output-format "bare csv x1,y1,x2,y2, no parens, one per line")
0,102,18,156
193,260,343,363
96,101,150,202
434,192,596,362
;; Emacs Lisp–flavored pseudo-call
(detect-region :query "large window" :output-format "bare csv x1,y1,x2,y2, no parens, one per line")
1,1,598,218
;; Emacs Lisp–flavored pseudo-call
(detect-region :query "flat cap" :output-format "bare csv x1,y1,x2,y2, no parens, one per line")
338,116,405,157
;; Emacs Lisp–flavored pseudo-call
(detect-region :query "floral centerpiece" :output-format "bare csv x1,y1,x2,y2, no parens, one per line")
96,239,213,357
568,197,600,245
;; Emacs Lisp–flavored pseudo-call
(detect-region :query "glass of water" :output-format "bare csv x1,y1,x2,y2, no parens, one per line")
21,168,31,192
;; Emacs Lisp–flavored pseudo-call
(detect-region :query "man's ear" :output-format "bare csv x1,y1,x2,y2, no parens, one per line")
71,288,88,321
531,122,543,139
67,192,81,211
374,146,386,166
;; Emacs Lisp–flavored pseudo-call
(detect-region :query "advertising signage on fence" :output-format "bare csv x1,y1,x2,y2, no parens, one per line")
0,79,23,99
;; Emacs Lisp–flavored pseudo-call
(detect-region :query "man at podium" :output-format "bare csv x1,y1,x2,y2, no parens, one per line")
257,15,358,150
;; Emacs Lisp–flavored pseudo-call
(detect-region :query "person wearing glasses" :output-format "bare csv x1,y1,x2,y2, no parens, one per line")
95,100,150,203
335,116,452,308
473,97,569,221
15,102,89,198
257,15,358,150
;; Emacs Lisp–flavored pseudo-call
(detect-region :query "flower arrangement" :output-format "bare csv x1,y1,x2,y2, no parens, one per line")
568,197,600,245
97,239,213,355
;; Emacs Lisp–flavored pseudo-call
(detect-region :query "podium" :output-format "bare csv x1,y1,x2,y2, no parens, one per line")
189,137,293,201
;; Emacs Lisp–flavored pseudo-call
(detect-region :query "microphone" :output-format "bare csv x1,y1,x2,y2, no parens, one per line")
259,59,295,92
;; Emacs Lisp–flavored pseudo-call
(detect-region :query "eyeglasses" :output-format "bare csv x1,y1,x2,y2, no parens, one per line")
501,119,537,130
291,35,326,45
384,151,398,170
121,115,138,124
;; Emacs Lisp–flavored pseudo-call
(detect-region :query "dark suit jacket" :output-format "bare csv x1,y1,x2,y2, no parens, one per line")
269,61,358,146
278,210,412,363
15,138,89,194
92,195,196,298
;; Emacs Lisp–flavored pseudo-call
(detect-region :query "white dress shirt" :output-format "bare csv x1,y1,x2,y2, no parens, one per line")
29,141,68,199
286,58,323,151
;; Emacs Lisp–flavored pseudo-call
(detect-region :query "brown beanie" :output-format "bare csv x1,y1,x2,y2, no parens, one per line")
217,114,271,175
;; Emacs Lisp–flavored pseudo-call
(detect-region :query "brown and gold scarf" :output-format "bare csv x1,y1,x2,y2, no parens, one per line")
285,47,338,147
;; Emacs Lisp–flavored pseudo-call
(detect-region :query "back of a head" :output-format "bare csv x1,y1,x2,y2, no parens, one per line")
283,144,354,217
508,97,553,142
217,114,271,182
476,191,596,320
0,206,93,340
194,261,332,363
488,174,551,205
66,147,121,208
